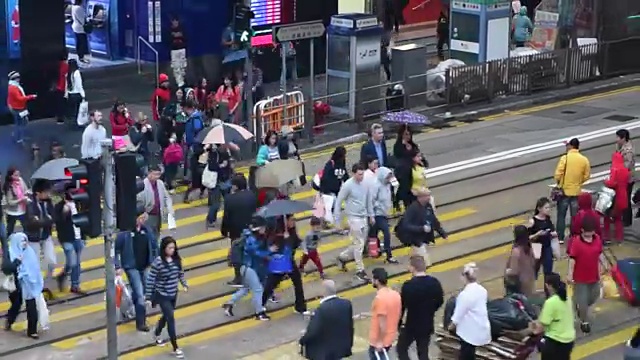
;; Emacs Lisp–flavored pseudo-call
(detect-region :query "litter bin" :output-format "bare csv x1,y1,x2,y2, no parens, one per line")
385,84,405,112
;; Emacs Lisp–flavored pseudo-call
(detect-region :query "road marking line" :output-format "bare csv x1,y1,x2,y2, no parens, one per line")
50,208,482,350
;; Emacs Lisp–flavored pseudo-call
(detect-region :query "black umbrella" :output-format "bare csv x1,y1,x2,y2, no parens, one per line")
257,199,312,218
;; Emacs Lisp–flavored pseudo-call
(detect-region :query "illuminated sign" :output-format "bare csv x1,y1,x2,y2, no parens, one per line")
250,0,282,27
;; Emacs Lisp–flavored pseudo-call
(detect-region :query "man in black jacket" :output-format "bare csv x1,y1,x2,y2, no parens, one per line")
54,184,86,293
300,280,354,360
360,123,388,168
221,174,257,287
24,179,57,297
398,187,447,266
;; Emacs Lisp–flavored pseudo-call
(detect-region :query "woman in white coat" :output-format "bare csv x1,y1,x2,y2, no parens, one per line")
448,262,491,359
71,0,90,63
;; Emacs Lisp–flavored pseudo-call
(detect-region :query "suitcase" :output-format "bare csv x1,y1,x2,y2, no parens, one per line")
604,249,640,306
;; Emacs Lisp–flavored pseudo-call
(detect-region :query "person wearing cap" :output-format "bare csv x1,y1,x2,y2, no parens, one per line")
7,71,36,144
299,280,354,359
553,138,590,244
448,262,491,359
152,73,172,121
397,187,447,266
369,268,401,360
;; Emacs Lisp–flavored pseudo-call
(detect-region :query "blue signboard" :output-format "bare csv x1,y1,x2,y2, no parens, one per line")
6,0,20,59
65,0,112,57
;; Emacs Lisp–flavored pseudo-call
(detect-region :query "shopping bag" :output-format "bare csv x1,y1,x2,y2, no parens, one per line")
531,243,542,259
372,348,390,360
1,275,16,292
368,237,380,258
115,276,135,320
202,167,218,189
550,238,562,259
167,213,177,230
321,194,336,225
36,293,50,330
601,273,619,299
77,100,89,126
312,194,325,219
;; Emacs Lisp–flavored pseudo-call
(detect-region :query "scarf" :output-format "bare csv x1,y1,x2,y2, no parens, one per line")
8,232,43,298
8,80,25,96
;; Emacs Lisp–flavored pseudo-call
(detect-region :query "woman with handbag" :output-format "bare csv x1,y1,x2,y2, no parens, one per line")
4,232,42,338
71,0,90,64
603,152,630,243
65,59,85,128
528,197,560,282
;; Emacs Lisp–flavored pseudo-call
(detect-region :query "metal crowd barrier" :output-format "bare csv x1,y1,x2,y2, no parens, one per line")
252,91,306,140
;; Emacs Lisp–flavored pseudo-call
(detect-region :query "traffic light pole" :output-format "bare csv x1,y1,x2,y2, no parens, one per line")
101,139,118,360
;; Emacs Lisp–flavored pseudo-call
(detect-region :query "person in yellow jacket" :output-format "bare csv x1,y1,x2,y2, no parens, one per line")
554,138,591,243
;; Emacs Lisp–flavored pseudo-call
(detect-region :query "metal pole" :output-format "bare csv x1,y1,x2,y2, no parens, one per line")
307,38,315,141
101,139,118,360
281,43,287,125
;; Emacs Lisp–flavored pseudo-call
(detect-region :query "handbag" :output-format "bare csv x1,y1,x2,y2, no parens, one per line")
595,186,616,215
1,275,16,292
550,153,569,201
77,100,89,126
202,166,218,189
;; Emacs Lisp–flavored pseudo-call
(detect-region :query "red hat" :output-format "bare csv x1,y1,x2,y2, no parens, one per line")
158,73,169,83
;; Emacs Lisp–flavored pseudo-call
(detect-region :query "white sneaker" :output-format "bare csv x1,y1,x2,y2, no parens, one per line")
174,348,185,358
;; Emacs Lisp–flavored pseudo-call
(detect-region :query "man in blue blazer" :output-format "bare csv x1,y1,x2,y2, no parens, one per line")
360,123,388,167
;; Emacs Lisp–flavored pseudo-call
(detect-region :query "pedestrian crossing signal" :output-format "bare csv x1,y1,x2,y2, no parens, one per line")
114,153,146,232
65,159,103,238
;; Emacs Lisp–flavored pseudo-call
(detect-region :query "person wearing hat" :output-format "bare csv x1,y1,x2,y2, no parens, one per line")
151,73,172,121
7,71,36,144
278,125,300,160
369,268,401,359
553,137,590,244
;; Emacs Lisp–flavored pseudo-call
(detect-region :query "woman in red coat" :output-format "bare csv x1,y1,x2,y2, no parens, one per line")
604,152,630,242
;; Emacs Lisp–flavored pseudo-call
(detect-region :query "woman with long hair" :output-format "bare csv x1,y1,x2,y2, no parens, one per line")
213,74,240,123
71,0,90,63
145,236,188,359
393,124,420,161
256,130,281,166
3,167,29,237
528,197,558,279
534,273,575,360
65,59,85,127
109,100,133,137
506,225,536,296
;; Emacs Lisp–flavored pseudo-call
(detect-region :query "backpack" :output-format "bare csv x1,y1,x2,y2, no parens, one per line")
394,216,413,246
312,160,334,191
229,234,248,267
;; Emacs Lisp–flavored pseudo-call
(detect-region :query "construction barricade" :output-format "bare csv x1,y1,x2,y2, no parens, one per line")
252,91,305,139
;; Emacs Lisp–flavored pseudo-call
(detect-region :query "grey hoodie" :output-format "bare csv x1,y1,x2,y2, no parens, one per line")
373,167,393,217
334,177,373,221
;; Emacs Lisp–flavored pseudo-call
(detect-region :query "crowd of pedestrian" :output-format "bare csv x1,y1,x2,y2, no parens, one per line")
2,74,640,360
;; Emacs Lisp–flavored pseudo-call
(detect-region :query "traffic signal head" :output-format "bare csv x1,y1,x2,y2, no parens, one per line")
114,153,147,231
64,159,103,238
233,3,255,48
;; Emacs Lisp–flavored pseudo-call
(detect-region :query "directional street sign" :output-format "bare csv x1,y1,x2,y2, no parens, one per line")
272,20,326,43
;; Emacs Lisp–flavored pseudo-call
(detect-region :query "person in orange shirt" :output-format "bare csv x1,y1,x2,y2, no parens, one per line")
370,268,402,359
7,71,36,144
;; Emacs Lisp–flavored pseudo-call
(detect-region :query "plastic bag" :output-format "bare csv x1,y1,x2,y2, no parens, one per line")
487,297,532,335
115,276,135,320
36,293,50,330
601,273,619,299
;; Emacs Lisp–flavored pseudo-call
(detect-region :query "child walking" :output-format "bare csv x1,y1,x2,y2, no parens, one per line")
163,134,183,194
298,217,325,278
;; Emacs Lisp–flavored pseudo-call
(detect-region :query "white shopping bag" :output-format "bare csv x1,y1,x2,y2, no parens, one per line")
36,293,50,330
321,194,336,225
1,275,16,292
167,213,177,230
77,100,89,126
115,276,136,320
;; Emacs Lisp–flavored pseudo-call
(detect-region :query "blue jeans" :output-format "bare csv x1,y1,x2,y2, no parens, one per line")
229,266,264,314
556,196,578,240
374,216,392,258
62,239,84,288
0,220,6,254
125,268,148,327
12,110,28,143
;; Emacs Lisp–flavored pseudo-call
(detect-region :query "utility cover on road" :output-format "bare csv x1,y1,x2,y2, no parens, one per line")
272,21,325,43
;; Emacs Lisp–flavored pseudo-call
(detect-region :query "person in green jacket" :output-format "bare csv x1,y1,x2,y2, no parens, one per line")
513,6,534,47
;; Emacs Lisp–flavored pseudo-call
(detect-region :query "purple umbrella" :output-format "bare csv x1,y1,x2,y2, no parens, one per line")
382,110,430,125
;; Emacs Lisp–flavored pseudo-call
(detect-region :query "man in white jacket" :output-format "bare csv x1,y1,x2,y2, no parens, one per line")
80,111,106,159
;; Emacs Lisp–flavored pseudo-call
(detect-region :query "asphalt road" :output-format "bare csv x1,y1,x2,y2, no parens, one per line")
1,87,640,359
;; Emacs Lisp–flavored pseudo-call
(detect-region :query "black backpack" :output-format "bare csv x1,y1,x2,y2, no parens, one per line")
394,216,413,246
229,235,248,267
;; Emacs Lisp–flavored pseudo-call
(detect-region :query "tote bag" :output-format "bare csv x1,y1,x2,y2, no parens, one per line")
202,167,218,189
36,293,50,330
